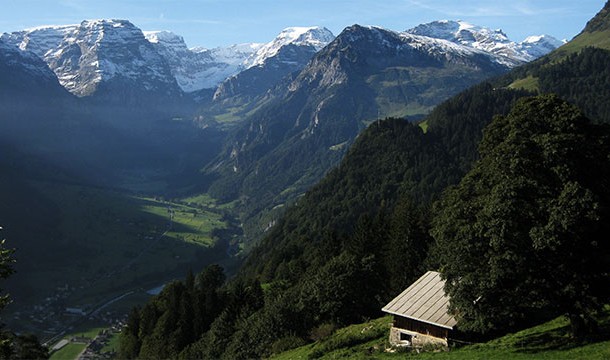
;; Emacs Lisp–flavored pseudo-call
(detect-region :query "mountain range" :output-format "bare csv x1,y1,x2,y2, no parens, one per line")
406,20,564,62
2,20,181,98
1,19,560,101
3,2,608,351
202,22,561,240
0,18,563,242
144,30,263,92
118,2,610,358
212,26,335,105
0,21,335,98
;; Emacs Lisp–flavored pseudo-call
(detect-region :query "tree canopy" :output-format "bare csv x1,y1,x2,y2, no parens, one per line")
431,95,610,335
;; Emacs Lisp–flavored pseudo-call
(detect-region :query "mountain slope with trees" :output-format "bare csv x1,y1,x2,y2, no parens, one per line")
117,84,532,359
119,2,610,358
120,93,610,360
204,24,526,242
501,46,610,124
242,83,529,282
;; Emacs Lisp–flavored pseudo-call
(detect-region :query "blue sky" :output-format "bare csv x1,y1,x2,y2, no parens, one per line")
0,0,605,48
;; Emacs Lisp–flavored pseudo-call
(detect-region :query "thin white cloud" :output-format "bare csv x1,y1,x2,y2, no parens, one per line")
402,0,508,17
508,1,573,16
512,3,536,16
404,0,572,18
58,0,88,13
404,0,447,13
133,17,223,26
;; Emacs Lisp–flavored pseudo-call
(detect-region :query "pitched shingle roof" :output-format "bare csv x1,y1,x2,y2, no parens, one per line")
382,271,457,330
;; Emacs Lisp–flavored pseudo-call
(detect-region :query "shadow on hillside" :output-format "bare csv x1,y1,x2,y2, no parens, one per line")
514,311,610,354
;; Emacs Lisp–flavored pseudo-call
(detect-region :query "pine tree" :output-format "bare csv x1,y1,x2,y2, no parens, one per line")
384,197,430,297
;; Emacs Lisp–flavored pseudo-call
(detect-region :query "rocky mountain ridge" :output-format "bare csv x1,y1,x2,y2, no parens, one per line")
406,20,565,62
144,30,263,92
1,19,561,100
204,22,549,240
243,26,335,68
2,20,181,97
212,26,335,102
0,37,59,83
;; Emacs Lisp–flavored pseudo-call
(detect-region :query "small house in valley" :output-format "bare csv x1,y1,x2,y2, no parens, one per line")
382,271,456,348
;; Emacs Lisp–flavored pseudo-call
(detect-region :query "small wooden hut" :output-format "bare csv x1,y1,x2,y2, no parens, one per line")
382,271,456,348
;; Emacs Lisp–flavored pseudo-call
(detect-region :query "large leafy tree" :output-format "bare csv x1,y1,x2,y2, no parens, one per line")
432,95,610,335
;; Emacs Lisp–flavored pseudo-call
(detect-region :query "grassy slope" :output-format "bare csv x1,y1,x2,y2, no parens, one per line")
552,30,610,59
273,308,610,360
508,27,610,90
508,75,540,92
366,65,500,122
49,343,87,360
506,0,609,90
271,317,392,360
48,325,104,360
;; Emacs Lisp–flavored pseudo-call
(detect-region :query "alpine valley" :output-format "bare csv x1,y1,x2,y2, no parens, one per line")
1,3,609,359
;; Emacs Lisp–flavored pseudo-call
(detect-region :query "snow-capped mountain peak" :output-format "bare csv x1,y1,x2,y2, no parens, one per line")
519,34,566,59
144,30,263,92
406,20,562,62
245,26,334,68
212,27,335,102
523,34,565,48
145,26,333,93
143,30,185,45
407,20,509,46
2,19,180,97
278,26,335,49
3,24,75,58
197,43,264,63
143,30,192,58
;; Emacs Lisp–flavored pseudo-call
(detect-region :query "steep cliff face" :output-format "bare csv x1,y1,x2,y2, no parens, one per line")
145,30,263,92
2,20,182,99
0,37,61,87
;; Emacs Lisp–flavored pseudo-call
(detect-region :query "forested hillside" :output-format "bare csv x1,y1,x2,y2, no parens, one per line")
120,93,610,359
118,84,534,358
203,22,524,243
243,83,530,283
501,47,610,124
112,2,610,358
2,2,608,358
241,18,610,275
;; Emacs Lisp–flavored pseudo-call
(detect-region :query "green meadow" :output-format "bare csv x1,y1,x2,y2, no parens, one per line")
273,307,610,360
49,343,87,360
